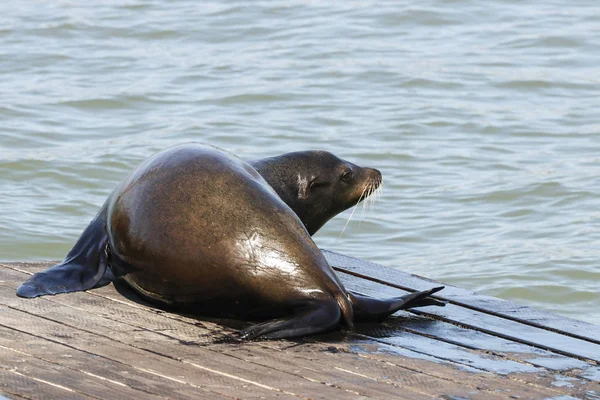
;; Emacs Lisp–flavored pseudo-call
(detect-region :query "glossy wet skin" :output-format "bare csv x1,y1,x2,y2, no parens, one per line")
250,151,382,235
107,145,353,321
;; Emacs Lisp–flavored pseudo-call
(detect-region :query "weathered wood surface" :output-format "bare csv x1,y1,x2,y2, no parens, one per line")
0,252,598,400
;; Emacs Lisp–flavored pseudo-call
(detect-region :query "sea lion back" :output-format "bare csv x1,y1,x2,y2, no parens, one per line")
107,144,344,311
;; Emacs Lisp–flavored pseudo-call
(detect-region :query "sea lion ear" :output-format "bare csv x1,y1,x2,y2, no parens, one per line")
297,176,309,200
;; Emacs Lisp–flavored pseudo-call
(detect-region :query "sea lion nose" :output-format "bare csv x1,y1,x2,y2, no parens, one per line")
366,168,382,186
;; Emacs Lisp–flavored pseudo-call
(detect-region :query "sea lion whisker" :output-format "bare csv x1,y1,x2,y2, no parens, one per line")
368,182,376,212
370,186,376,212
374,185,380,211
362,184,372,217
359,182,374,227
365,182,376,217
374,181,382,207
370,183,376,212
340,184,368,238
359,185,368,225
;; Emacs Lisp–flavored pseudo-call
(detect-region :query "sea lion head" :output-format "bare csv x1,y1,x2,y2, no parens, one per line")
250,151,382,235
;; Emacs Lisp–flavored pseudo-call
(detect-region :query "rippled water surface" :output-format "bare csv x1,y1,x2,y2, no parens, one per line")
1,1,599,324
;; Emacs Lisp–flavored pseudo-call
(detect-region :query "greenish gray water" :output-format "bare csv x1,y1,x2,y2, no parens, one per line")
0,1,598,324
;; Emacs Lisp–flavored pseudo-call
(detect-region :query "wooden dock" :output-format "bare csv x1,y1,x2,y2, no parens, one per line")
1,250,599,399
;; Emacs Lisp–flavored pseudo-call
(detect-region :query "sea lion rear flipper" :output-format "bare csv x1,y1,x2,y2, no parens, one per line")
16,208,111,298
239,298,341,340
349,286,446,322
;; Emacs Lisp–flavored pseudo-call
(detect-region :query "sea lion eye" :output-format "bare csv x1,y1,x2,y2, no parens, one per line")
340,170,353,183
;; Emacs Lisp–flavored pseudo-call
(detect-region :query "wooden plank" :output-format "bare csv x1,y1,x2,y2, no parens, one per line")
0,326,228,400
337,272,600,379
338,268,600,363
324,250,600,345
82,282,502,376
0,365,94,400
186,345,441,400
348,332,600,396
0,305,306,400
3,262,598,399
1,394,26,400
0,264,581,399
380,309,600,377
76,288,600,398
85,279,546,392
86,282,537,389
355,326,540,375
0,310,443,400
0,282,430,399
5,264,592,397
0,344,173,400
352,348,599,400
0,283,438,399
258,340,568,400
325,251,600,346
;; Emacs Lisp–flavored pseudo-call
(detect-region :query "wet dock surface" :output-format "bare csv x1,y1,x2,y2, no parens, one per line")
1,250,599,399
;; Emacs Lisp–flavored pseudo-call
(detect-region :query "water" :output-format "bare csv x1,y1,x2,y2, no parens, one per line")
1,1,598,325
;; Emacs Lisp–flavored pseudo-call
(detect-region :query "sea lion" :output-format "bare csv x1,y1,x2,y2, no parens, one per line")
16,144,444,339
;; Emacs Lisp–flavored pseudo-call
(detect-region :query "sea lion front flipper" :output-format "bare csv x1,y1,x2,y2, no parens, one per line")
349,286,446,322
16,207,110,298
239,299,341,340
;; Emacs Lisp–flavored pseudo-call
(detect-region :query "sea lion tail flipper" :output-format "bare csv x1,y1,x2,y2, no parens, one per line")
16,208,111,298
349,286,446,322
393,286,446,309
239,299,342,340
